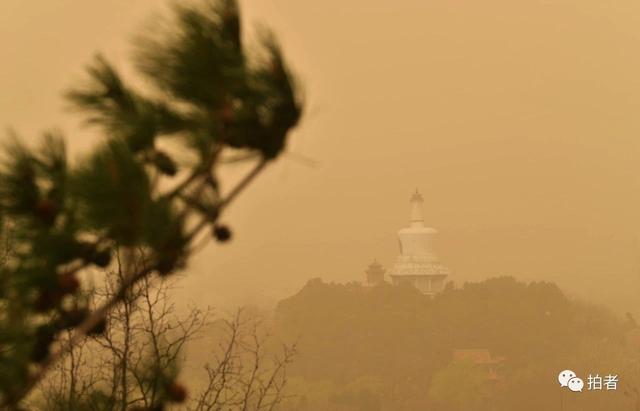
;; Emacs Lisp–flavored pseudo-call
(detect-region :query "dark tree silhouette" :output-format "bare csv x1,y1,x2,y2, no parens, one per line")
35,253,209,411
0,0,302,408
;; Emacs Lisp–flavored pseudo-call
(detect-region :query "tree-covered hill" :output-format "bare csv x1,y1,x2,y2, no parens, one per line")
275,277,637,410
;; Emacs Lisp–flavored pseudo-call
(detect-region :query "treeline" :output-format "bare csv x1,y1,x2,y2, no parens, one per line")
273,277,638,410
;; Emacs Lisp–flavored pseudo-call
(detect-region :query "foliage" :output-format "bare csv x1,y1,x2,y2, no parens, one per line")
274,277,635,410
0,0,302,408
427,360,491,411
31,253,209,411
34,265,296,411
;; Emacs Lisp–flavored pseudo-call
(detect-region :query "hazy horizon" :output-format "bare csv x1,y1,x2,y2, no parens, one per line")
2,0,639,314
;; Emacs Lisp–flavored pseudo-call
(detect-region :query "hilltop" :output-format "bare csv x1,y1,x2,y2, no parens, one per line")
273,277,636,411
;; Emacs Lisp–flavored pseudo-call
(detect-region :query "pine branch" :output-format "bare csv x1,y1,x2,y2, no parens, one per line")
0,0,302,406
2,157,270,407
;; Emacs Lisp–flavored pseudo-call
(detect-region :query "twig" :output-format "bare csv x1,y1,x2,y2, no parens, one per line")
183,158,268,242
4,157,271,407
11,265,154,405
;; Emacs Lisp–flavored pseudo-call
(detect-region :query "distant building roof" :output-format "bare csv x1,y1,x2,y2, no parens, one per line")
625,328,640,346
366,260,385,274
452,349,504,365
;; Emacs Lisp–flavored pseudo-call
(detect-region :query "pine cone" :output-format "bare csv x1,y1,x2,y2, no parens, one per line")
33,198,59,225
220,104,235,127
34,289,63,312
128,406,164,411
87,317,107,336
91,248,112,268
58,272,80,295
79,242,112,268
156,248,182,276
166,382,187,403
213,224,232,243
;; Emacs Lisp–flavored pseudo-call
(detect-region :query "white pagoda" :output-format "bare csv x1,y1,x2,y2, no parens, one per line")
389,190,450,295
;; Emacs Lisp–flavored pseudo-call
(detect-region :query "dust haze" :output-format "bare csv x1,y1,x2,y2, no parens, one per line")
2,1,640,408
2,0,638,312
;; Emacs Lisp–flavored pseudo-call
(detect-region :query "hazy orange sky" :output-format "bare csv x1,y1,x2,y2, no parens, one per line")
1,0,639,312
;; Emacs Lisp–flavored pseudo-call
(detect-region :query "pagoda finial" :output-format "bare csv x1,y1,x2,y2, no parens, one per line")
410,189,423,203
409,189,425,226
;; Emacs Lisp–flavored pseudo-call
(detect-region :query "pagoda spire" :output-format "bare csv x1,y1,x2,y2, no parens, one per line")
410,189,425,227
